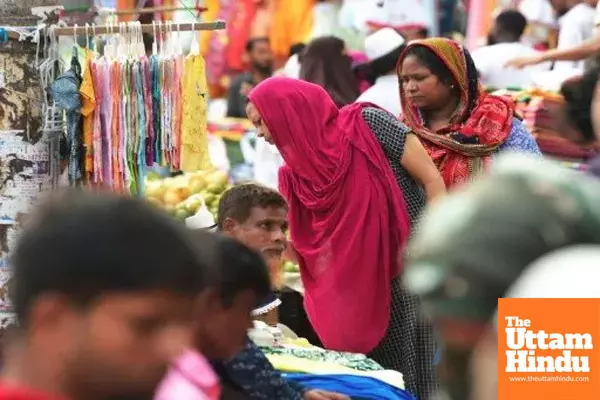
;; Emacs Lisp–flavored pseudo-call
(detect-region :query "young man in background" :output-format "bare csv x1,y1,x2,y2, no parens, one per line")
227,38,274,118
472,10,551,88
206,183,348,400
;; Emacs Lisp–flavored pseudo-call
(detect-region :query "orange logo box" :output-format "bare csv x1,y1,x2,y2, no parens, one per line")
498,299,600,399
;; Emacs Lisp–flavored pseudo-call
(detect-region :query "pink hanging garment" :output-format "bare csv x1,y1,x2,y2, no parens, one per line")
100,58,113,187
171,55,184,170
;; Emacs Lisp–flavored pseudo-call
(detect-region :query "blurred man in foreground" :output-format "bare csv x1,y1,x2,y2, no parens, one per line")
0,191,208,400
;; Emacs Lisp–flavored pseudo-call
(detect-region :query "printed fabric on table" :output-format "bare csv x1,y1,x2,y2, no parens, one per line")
261,346,384,371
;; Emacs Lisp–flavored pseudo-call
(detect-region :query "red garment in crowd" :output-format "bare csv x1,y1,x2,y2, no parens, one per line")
226,0,258,72
0,385,62,400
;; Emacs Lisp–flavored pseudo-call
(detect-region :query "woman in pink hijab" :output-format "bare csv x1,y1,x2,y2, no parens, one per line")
246,77,444,399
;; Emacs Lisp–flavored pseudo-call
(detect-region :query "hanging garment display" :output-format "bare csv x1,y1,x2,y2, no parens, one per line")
50,21,211,194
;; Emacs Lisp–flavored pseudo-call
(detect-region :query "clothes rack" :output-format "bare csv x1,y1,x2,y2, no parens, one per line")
59,6,208,15
111,6,208,15
52,20,225,36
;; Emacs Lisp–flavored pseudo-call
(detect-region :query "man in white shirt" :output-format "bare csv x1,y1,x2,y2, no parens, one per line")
552,0,597,73
355,28,406,117
471,10,551,89
505,0,600,73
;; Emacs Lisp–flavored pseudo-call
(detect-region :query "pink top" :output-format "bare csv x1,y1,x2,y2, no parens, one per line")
154,350,220,400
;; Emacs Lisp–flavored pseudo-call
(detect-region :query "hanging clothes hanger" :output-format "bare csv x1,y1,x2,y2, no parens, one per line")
91,23,97,53
103,21,112,58
176,21,183,56
189,21,200,56
137,22,145,57
126,22,133,57
158,21,164,59
85,23,90,49
166,21,174,57
71,24,80,72
152,21,158,56
72,23,77,45
118,22,126,59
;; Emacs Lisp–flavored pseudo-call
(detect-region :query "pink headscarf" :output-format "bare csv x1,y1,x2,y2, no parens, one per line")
248,77,411,353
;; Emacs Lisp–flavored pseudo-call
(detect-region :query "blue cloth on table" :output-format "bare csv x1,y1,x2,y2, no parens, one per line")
284,373,416,400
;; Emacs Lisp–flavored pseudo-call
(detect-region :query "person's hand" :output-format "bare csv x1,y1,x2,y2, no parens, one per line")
504,55,544,69
304,390,350,400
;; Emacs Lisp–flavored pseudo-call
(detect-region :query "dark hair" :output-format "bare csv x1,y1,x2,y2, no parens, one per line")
216,183,287,230
560,66,600,143
246,37,269,53
494,10,527,39
289,43,306,58
300,36,360,107
368,44,406,79
415,27,429,39
196,232,272,307
402,44,480,116
11,190,209,327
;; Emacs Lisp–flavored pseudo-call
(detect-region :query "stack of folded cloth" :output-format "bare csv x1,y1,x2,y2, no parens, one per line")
534,134,597,160
262,344,414,400
250,321,414,398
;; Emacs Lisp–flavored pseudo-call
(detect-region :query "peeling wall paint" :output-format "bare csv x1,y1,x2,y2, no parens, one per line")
0,0,61,314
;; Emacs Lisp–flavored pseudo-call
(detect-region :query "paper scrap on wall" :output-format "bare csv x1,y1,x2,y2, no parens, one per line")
0,130,52,224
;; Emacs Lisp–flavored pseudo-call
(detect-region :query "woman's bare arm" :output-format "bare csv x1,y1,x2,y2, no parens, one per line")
401,134,446,203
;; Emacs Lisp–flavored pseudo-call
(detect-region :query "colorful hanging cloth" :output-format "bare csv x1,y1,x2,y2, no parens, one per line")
80,49,96,183
181,53,211,172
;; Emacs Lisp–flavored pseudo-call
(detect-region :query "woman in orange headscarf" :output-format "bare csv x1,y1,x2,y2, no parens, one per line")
397,38,541,188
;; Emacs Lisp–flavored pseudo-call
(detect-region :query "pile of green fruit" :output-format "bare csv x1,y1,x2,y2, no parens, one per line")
145,168,231,221
283,261,300,273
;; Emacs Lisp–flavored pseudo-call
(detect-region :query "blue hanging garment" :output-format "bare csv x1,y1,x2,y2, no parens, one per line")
49,45,82,184
284,373,416,400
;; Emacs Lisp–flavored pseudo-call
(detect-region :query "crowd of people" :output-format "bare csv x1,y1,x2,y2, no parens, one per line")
4,2,600,400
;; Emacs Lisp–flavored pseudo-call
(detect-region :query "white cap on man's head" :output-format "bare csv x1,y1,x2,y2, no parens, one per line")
364,27,406,61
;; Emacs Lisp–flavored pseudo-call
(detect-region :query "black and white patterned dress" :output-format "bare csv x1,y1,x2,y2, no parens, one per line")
362,107,426,229
361,107,439,400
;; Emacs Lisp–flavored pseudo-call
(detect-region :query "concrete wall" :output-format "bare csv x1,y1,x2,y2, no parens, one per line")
0,0,60,315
